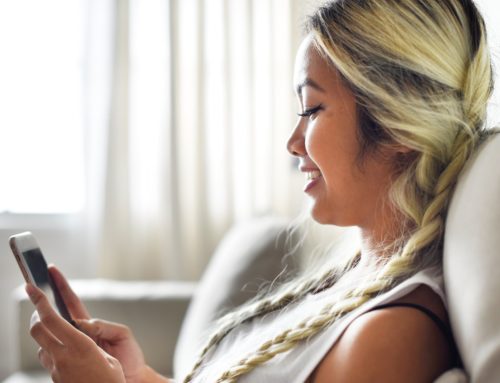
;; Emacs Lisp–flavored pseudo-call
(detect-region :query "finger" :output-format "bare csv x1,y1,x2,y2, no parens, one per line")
48,265,91,319
26,284,84,347
30,311,63,352
38,347,54,370
75,318,131,343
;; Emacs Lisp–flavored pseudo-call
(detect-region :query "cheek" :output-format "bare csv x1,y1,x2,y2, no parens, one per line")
305,124,356,178
304,122,335,160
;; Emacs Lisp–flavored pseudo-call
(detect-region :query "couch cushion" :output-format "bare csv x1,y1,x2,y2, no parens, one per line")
174,215,301,378
444,131,500,381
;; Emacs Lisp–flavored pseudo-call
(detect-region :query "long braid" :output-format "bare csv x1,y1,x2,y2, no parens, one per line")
182,253,359,383
214,294,373,383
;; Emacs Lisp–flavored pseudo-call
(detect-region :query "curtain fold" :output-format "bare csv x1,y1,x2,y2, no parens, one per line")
89,0,307,281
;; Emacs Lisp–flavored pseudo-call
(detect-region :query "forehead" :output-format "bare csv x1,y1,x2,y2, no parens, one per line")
294,35,343,95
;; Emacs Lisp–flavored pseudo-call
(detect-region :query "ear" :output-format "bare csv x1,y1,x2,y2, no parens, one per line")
394,144,413,154
391,145,418,174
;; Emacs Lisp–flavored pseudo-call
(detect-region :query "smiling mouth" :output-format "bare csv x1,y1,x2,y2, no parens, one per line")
304,171,322,193
305,170,322,181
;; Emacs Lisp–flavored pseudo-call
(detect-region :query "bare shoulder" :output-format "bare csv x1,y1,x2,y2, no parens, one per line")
310,285,454,383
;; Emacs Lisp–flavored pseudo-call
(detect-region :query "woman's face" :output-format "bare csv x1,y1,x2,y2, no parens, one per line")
287,36,398,228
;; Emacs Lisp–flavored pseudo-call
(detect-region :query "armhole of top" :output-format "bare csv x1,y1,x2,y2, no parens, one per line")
368,302,462,367
370,302,450,339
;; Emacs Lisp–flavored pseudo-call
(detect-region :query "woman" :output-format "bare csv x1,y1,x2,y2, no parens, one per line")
27,0,497,382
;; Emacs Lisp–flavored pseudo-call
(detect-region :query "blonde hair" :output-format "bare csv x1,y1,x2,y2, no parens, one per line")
183,1,496,381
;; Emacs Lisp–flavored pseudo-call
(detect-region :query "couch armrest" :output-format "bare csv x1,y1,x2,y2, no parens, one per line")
13,280,196,377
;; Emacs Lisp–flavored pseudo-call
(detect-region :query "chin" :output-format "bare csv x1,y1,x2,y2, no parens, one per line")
309,202,336,225
309,200,352,227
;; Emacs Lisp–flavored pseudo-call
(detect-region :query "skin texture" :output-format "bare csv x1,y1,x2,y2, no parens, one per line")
289,37,454,382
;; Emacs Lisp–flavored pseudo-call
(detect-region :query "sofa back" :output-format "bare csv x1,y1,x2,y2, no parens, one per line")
444,131,500,381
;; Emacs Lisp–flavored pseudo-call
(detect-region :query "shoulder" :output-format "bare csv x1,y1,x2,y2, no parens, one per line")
311,285,454,383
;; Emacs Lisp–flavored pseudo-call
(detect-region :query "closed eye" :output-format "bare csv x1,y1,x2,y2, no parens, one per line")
297,104,323,118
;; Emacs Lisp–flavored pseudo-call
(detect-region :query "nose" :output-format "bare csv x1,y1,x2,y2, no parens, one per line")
286,120,306,157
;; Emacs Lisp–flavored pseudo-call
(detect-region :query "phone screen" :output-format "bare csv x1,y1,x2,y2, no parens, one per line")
22,248,51,287
20,247,73,324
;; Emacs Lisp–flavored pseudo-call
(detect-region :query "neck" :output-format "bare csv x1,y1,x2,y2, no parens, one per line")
357,206,411,268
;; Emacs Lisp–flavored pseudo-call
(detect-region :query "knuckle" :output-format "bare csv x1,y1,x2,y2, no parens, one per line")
32,290,47,307
41,311,59,328
85,318,103,336
106,353,120,367
110,358,121,369
88,318,100,326
118,324,131,335
30,321,43,337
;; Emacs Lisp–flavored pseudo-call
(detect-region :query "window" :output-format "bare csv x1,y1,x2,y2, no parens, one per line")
0,0,85,214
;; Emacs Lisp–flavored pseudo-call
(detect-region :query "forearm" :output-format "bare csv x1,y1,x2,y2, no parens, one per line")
141,365,173,383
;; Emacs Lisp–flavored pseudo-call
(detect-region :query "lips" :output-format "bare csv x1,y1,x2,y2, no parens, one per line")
299,167,322,193
298,163,322,193
304,174,322,193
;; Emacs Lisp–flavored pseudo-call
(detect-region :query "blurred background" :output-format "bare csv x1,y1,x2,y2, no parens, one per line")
0,0,498,380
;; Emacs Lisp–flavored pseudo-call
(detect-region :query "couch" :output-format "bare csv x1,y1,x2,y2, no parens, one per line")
4,132,500,383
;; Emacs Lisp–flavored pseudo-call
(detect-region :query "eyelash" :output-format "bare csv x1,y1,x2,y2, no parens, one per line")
297,104,323,118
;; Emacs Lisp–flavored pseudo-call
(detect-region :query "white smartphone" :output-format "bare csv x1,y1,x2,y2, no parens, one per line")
9,231,75,325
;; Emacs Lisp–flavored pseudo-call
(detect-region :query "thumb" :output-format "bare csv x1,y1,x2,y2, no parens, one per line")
75,318,131,343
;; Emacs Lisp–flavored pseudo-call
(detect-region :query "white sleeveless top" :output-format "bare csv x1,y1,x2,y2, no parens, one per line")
177,266,446,382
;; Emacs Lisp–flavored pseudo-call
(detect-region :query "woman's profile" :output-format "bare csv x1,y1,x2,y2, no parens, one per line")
25,0,498,382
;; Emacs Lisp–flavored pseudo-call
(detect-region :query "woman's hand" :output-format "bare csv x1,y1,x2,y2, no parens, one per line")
31,265,154,383
74,318,147,383
27,283,126,383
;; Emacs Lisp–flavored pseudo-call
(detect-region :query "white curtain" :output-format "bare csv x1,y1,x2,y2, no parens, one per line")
81,0,500,281
84,0,310,281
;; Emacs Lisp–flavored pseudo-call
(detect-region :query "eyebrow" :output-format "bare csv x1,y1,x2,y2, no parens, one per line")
295,77,326,95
